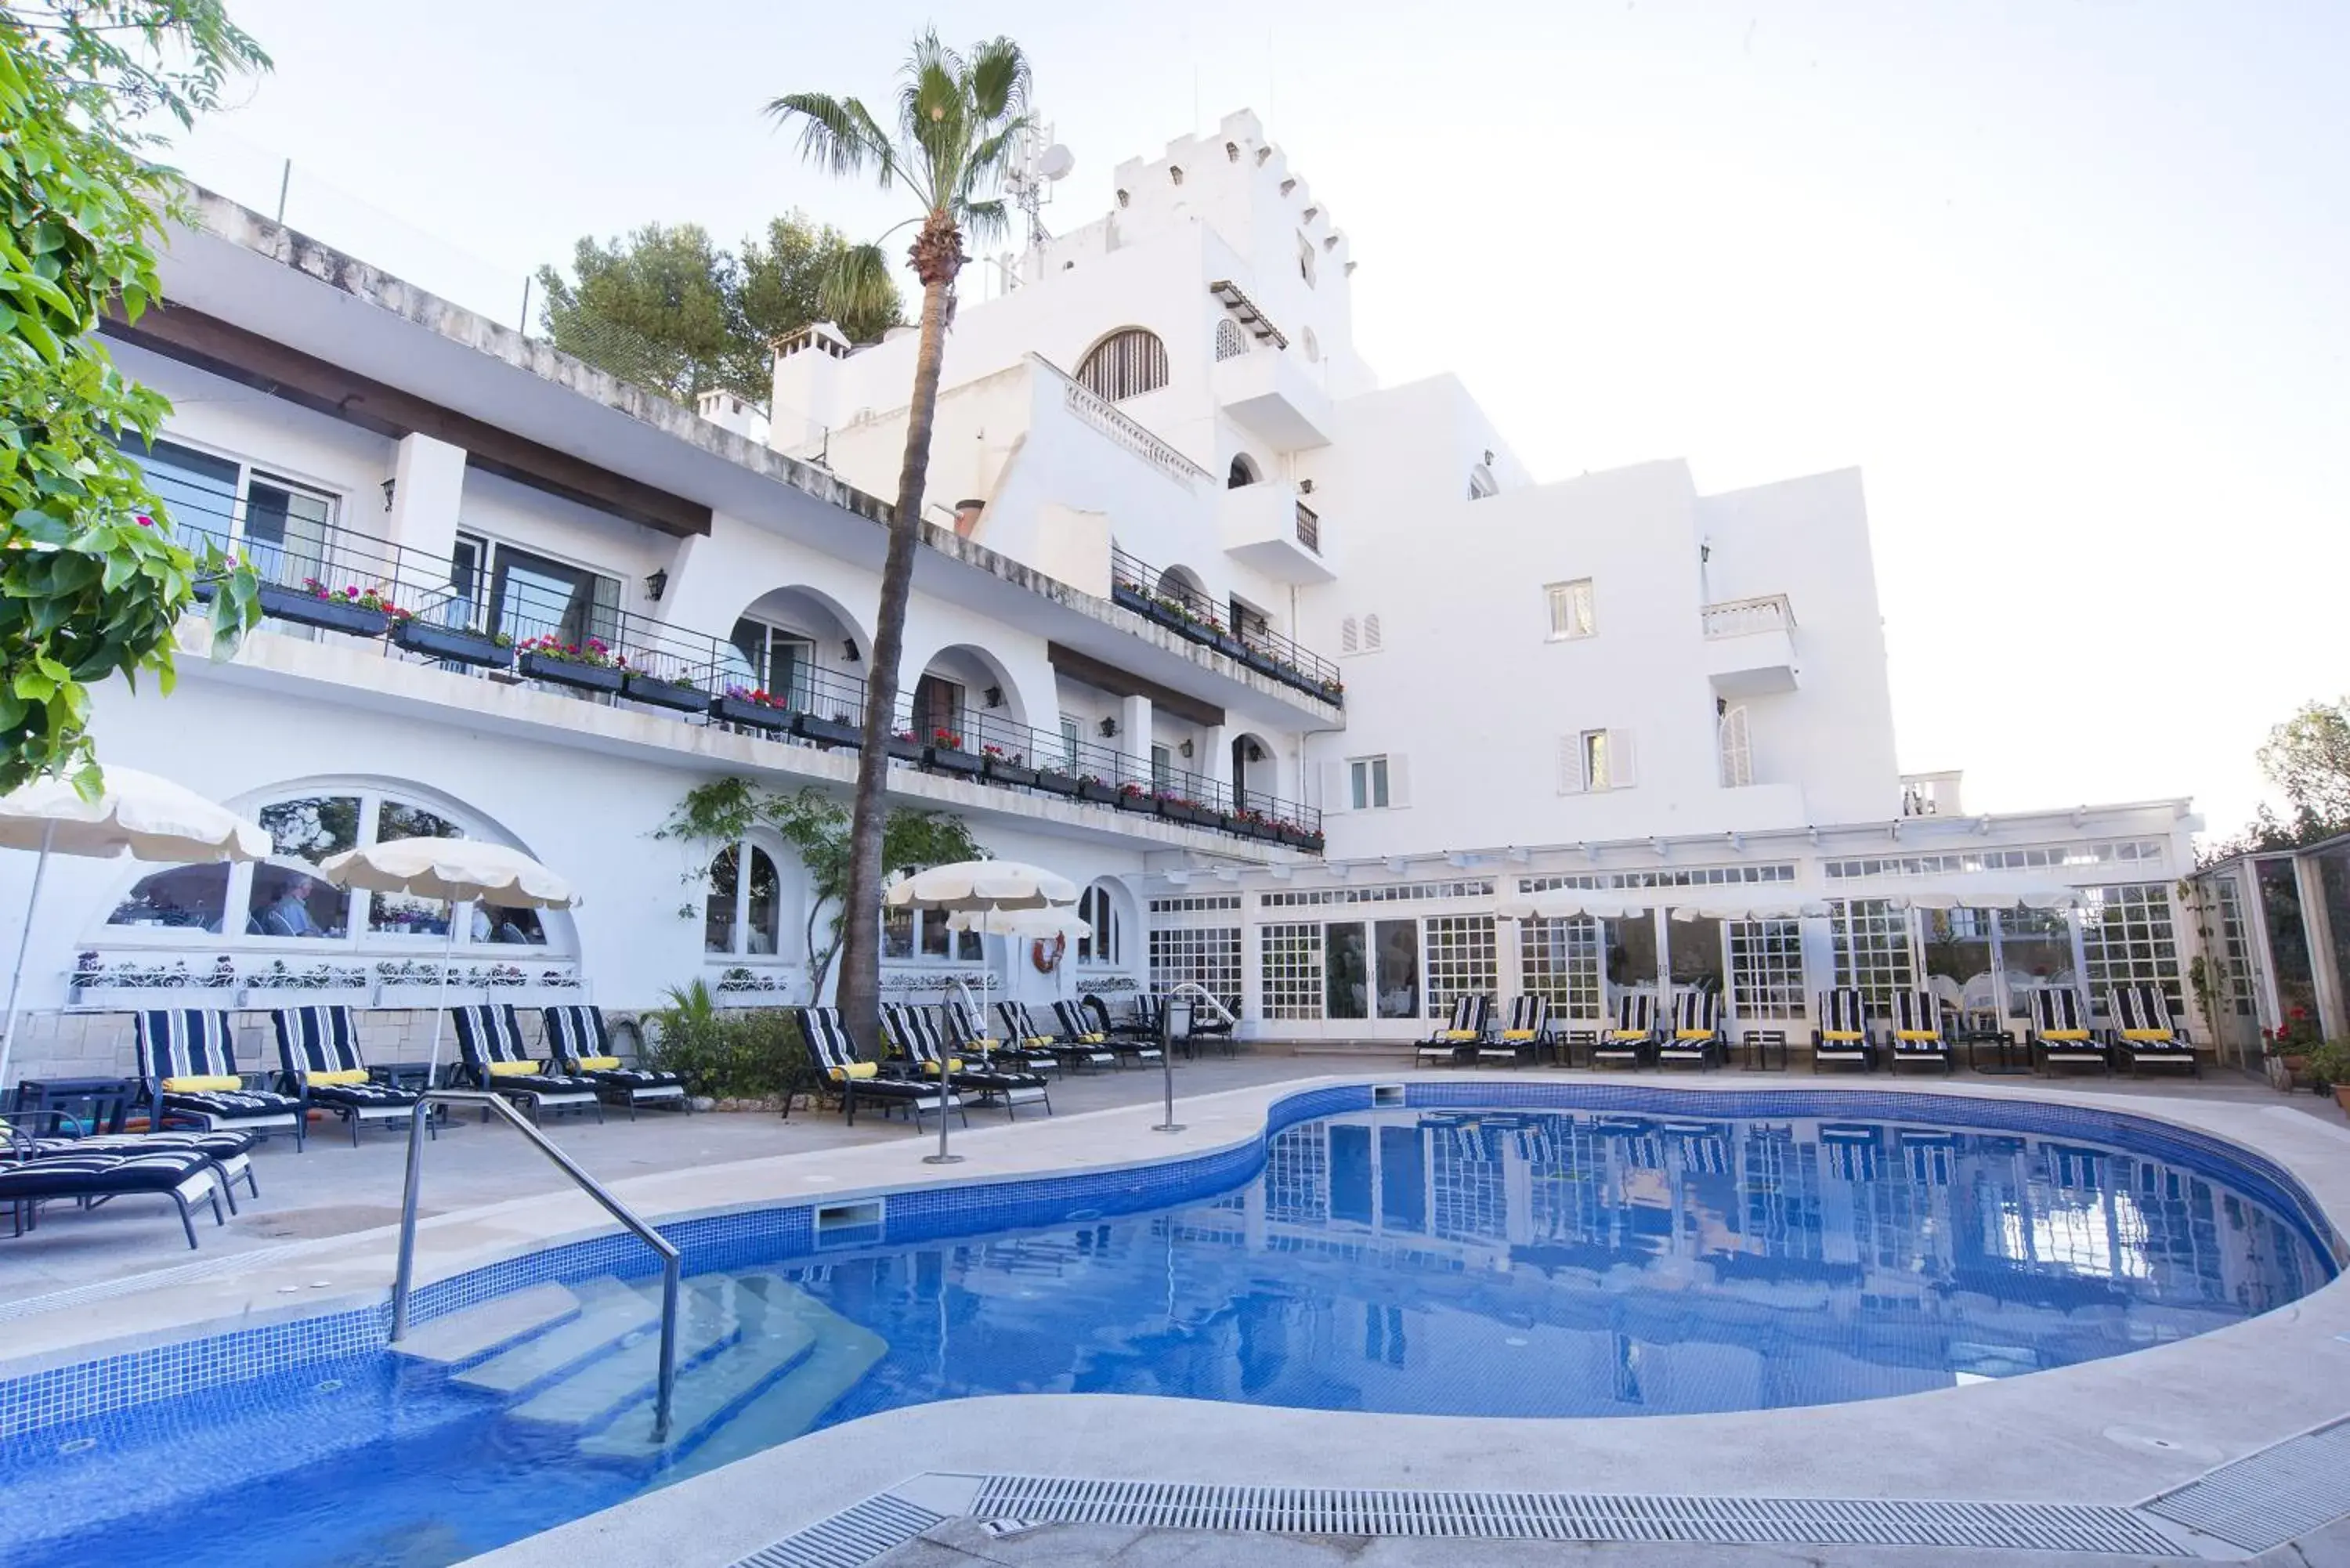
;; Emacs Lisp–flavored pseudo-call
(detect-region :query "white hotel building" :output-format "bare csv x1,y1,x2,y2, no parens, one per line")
3,110,2204,1082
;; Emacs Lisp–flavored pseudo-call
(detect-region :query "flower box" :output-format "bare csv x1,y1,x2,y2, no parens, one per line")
258,583,392,638
925,745,985,777
1153,797,1195,822
1076,779,1120,805
1210,630,1249,662
1110,581,1151,616
1115,789,1156,815
622,670,708,713
1278,826,1317,850
884,735,926,763
794,713,862,749
518,650,625,693
709,693,793,732
391,619,512,669
1032,768,1079,797
985,756,1039,788
1213,811,1249,836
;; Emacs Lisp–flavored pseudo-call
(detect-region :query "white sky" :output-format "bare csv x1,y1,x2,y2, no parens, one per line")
167,0,2350,839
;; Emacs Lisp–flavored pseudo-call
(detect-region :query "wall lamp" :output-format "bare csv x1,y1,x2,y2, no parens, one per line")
843,639,860,662
644,568,668,603
1178,739,1195,758
1098,717,1119,739
983,685,1004,709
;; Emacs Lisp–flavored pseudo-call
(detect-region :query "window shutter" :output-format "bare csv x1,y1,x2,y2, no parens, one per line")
1340,616,1359,654
1717,706,1752,788
1557,735,1585,794
1362,613,1383,651
1386,753,1411,808
1610,729,1638,788
1321,761,1352,813
588,573,622,645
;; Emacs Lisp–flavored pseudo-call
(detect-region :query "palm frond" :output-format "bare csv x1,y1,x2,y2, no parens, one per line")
965,38,1031,122
819,243,904,337
961,117,1030,201
765,91,898,191
960,198,1010,250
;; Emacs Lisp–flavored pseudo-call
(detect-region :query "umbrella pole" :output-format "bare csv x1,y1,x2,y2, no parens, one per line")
0,820,57,1098
422,902,463,1083
924,908,971,1165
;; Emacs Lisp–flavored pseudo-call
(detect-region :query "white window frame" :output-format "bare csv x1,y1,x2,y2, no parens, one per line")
1545,579,1595,641
1349,755,1391,811
1560,729,1637,793
704,835,792,960
1060,714,1083,771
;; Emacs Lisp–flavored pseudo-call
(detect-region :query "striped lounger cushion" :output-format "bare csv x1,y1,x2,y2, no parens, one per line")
543,1005,684,1092
135,1010,303,1124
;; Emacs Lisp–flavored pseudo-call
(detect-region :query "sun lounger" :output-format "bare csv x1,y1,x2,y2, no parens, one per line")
272,1004,429,1144
451,1003,603,1122
2028,988,2110,1075
1656,990,1726,1070
1415,995,1488,1067
1885,990,1953,1074
1084,992,1160,1048
0,1141,228,1249
0,1110,257,1212
884,1004,1050,1115
998,999,1112,1070
2106,985,2198,1075
1486,995,1551,1066
135,1008,306,1150
1810,989,1875,1072
942,998,1058,1073
541,1004,689,1117
1591,992,1659,1069
1054,999,1160,1066
795,1006,964,1126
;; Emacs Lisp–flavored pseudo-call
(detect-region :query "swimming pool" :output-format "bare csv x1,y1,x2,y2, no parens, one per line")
1,1084,2336,1567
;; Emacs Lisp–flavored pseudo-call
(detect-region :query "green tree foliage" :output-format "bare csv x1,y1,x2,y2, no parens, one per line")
656,777,983,998
534,214,901,404
2204,697,2350,861
0,1,267,793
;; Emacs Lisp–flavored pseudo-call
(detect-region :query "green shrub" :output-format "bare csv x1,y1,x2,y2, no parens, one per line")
642,982,815,1100
2303,1039,2350,1089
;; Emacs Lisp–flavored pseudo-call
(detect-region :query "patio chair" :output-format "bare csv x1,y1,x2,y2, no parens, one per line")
884,1004,1050,1116
271,1004,429,1145
794,1006,964,1127
1591,992,1659,1069
999,999,1113,1071
135,1008,306,1150
1655,990,1726,1071
1055,998,1161,1067
0,1143,229,1250
450,1003,603,1123
1484,995,1550,1067
2105,985,2198,1076
1810,989,1875,1073
0,1109,258,1212
541,1004,689,1118
942,997,1058,1074
2028,988,2110,1075
1885,991,1954,1075
1415,995,1488,1067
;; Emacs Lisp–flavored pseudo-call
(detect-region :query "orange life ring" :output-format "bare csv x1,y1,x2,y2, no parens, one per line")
1031,933,1065,974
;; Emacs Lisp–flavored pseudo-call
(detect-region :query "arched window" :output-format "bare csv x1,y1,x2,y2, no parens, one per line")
1227,453,1259,489
1214,319,1249,362
704,841,784,956
103,783,562,951
1078,881,1122,966
1077,329,1169,402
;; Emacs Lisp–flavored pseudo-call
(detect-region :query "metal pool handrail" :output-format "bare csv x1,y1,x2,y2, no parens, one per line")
1155,982,1239,1135
389,1089,679,1442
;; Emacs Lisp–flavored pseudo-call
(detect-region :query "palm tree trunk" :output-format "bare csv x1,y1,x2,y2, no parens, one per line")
837,224,956,1058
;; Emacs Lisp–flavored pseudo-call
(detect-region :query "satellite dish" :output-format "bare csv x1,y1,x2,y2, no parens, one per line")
1038,143,1075,182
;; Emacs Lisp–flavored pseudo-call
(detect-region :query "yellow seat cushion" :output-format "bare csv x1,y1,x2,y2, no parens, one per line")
1609,1030,1649,1042
308,1068,370,1087
1819,1031,1864,1043
1895,1030,1941,1042
2041,1028,2092,1042
487,1060,542,1078
828,1061,880,1082
2121,1029,2173,1043
1080,1032,1107,1044
1441,1029,1479,1042
1024,1036,1055,1049
974,1036,1003,1050
1676,1029,1715,1042
575,1055,622,1071
162,1075,241,1093
1501,1029,1535,1042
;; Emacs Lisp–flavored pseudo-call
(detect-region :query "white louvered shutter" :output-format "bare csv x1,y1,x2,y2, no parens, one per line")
1610,729,1638,788
1558,736,1585,794
1362,612,1383,651
1321,761,1352,813
1340,616,1360,654
1386,754,1411,808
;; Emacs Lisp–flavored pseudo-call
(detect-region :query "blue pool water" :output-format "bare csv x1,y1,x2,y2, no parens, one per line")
1,1093,2334,1567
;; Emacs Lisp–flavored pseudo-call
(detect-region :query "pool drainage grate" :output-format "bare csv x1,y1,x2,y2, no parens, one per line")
967,1476,2187,1555
2143,1416,2350,1552
726,1492,943,1568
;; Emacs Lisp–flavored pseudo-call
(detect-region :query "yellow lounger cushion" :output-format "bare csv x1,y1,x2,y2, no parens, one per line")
1896,1030,1940,1042
1024,1036,1056,1048
974,1036,1003,1050
163,1074,242,1092
2041,1028,2092,1042
1080,1032,1107,1044
1441,1029,1479,1042
487,1060,542,1078
575,1055,621,1071
1819,1031,1864,1043
1676,1029,1715,1042
2121,1029,2173,1043
828,1061,879,1082
1609,1030,1649,1042
308,1068,369,1087
1501,1029,1535,1042
923,1059,964,1075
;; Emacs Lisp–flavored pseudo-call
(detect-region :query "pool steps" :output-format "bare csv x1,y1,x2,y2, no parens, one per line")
392,1271,887,1461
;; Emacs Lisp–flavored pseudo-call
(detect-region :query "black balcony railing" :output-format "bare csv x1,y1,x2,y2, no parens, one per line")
1108,546,1343,705
158,499,1323,851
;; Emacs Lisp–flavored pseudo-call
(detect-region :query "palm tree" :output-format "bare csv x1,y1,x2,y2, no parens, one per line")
766,34,1031,1055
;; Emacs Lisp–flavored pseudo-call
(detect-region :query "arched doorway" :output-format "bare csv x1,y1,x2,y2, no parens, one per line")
1231,731,1278,815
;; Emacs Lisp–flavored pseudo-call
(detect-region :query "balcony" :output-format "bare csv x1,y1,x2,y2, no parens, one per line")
1700,593,1799,697
1110,545,1345,704
1211,346,1335,450
1220,481,1335,583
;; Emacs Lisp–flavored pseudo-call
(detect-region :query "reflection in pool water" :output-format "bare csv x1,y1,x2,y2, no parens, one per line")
5,1104,2332,1568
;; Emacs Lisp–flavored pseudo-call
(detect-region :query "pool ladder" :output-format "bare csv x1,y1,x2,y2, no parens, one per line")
388,1089,679,1442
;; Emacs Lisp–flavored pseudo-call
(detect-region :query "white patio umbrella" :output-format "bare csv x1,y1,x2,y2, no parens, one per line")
1832,876,2085,912
318,836,580,1078
0,767,270,1093
945,906,1093,941
885,859,1077,1166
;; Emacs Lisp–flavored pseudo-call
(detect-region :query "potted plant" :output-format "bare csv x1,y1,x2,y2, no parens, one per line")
924,727,984,776
622,665,708,713
794,709,862,748
982,744,1038,788
2307,1040,2350,1115
259,577,400,637
1032,759,1079,795
884,728,925,763
1076,772,1119,805
709,685,794,732
1115,781,1156,815
1300,827,1327,854
1274,818,1315,849
516,634,626,694
390,613,512,668
1110,576,1151,616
